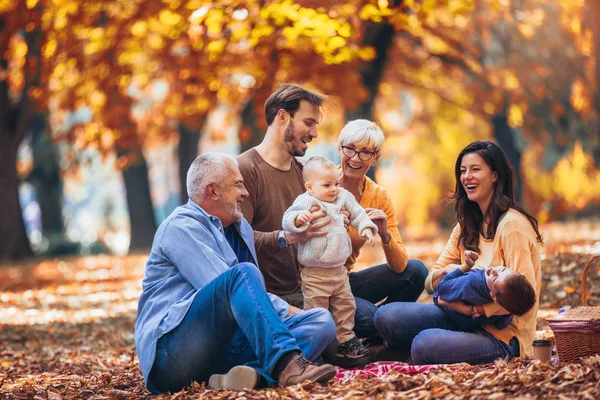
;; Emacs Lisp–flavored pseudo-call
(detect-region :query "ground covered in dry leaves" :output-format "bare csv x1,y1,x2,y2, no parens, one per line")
1,220,599,399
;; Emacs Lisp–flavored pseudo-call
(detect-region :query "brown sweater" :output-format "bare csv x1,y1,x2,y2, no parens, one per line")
237,148,305,295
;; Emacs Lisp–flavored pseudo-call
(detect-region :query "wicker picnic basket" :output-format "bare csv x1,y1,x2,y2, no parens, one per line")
548,254,600,363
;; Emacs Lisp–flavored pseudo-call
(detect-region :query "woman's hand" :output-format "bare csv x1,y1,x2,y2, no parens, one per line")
437,298,472,315
431,264,461,290
285,205,329,245
365,208,391,244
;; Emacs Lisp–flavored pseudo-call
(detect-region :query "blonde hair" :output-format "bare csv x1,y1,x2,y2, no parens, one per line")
338,119,385,154
302,156,337,182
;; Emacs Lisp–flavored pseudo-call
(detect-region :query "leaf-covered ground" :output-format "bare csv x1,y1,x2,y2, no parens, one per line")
1,219,599,399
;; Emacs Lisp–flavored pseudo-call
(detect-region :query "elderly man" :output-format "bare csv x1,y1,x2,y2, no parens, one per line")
135,153,337,394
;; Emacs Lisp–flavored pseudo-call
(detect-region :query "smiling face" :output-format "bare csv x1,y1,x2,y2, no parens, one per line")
485,266,518,301
459,152,498,214
215,162,249,227
305,167,341,203
338,141,379,181
283,100,321,157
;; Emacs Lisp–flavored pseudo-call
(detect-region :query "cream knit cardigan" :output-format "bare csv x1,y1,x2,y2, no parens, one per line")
282,188,377,269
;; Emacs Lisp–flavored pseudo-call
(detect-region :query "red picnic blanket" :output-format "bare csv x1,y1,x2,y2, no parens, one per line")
332,361,443,381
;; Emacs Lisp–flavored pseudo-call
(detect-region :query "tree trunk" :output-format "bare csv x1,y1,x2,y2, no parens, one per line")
492,113,523,203
239,95,267,154
344,2,399,182
117,147,157,251
177,122,202,205
28,113,77,254
0,128,33,260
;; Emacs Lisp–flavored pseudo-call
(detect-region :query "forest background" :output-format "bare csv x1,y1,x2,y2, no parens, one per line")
1,0,600,260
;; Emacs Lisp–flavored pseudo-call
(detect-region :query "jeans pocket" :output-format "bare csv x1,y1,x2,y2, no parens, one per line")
152,349,189,392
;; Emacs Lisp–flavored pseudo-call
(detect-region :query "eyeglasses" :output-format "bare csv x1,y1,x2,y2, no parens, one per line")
341,146,376,161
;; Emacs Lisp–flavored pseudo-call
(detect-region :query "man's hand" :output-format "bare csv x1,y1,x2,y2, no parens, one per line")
361,228,376,247
295,210,313,227
287,305,302,317
365,208,391,244
340,207,350,231
285,205,329,245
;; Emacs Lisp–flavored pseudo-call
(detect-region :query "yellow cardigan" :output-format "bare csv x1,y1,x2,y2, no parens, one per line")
424,209,542,359
344,175,409,273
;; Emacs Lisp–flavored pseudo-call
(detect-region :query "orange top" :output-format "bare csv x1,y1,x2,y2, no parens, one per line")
424,209,542,359
344,175,409,273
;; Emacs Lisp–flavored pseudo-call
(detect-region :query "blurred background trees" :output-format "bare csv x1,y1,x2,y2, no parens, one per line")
1,0,597,260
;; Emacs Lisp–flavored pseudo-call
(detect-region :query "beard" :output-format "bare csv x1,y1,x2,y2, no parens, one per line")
221,195,243,223
283,123,307,157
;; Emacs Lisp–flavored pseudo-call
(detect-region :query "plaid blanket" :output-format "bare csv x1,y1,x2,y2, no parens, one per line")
333,361,443,381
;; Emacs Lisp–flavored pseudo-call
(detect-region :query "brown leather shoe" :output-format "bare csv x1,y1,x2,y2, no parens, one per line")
278,355,337,386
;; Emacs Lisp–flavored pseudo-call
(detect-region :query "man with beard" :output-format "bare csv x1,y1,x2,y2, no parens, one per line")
135,153,337,394
237,84,331,308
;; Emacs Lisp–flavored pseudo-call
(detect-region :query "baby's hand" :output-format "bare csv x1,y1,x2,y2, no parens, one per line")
361,228,376,247
464,250,479,269
295,210,313,227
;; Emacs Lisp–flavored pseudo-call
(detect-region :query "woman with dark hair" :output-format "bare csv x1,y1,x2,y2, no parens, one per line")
373,140,543,365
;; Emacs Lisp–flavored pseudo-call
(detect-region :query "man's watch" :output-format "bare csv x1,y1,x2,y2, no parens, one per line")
277,230,288,248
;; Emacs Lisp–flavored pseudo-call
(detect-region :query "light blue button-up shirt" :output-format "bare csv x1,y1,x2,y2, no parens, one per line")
135,200,289,389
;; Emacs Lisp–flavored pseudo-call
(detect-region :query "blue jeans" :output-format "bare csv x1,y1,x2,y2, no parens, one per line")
373,302,520,364
148,263,336,393
350,260,428,338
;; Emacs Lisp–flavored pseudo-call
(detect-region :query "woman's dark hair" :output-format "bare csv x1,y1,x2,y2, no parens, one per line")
451,140,543,252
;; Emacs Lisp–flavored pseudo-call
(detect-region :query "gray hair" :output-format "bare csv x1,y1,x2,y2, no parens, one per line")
338,119,385,154
186,153,237,201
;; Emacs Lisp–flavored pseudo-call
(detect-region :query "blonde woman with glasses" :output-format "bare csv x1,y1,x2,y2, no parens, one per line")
336,120,428,348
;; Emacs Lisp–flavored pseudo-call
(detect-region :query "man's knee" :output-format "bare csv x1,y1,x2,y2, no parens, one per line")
406,259,428,285
305,307,336,340
231,262,263,283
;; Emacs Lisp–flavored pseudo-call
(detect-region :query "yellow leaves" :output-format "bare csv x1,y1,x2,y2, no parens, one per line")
422,35,450,54
54,14,68,31
12,40,28,58
508,104,524,128
570,78,591,115
0,0,17,13
204,8,225,36
524,142,600,211
26,0,38,9
337,23,352,38
89,90,107,111
43,39,57,58
206,38,226,56
358,46,376,61
1,361,10,367
359,4,393,23
503,71,520,90
328,36,346,51
131,21,148,37
340,4,356,16
159,9,182,26
147,33,165,50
